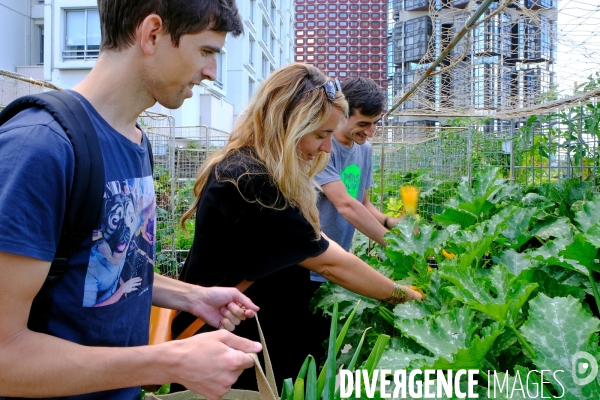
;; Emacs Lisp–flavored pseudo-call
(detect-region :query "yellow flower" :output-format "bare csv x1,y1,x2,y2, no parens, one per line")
442,249,456,259
400,185,419,215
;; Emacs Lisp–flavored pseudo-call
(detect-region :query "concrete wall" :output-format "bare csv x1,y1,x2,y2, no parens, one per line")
0,0,33,71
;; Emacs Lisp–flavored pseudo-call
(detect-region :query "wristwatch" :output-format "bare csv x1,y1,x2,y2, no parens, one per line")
384,282,407,305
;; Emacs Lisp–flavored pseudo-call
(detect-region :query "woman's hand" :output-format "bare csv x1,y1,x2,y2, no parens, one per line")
404,285,423,302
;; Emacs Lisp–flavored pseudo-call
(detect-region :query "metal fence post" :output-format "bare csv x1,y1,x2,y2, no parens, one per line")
510,119,515,183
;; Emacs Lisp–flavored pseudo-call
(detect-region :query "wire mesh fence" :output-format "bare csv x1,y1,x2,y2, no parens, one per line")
142,122,231,277
373,94,600,221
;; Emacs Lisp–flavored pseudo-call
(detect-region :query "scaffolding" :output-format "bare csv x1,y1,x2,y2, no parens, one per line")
378,0,600,219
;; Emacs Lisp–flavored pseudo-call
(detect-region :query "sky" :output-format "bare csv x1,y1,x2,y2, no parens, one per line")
554,0,600,96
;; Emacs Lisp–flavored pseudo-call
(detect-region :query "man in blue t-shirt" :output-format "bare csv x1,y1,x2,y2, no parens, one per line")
315,78,400,269
0,1,262,399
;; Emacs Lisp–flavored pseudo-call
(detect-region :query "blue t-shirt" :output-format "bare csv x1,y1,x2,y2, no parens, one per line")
0,91,155,400
312,137,374,282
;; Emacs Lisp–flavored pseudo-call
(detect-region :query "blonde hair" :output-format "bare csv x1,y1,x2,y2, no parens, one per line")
181,63,348,237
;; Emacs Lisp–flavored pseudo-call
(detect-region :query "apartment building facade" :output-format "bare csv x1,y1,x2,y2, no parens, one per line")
390,0,557,127
294,0,389,91
0,0,294,130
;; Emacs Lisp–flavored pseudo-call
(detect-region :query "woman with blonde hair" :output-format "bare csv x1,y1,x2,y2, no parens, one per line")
173,63,421,389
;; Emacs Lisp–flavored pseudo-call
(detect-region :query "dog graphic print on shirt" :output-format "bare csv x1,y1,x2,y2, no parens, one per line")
83,176,155,307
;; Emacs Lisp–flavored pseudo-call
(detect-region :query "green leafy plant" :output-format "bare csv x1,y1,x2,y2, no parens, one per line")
312,167,600,398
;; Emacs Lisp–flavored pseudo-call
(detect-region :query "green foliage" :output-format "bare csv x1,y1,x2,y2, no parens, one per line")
520,295,600,399
311,168,600,398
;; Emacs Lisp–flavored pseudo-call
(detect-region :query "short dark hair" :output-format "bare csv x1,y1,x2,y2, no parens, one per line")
98,0,244,51
340,77,385,117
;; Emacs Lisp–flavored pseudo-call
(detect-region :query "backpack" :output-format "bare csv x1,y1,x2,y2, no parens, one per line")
0,90,154,332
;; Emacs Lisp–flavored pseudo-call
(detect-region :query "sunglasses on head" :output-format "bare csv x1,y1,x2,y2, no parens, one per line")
298,77,342,101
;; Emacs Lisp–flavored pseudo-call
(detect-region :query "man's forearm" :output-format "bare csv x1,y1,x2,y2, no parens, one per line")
337,198,388,246
0,330,166,397
152,272,196,312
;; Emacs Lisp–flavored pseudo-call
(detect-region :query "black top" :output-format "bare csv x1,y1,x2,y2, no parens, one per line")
173,147,329,388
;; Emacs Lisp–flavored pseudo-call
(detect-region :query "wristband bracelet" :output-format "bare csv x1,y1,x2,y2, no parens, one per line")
383,282,407,306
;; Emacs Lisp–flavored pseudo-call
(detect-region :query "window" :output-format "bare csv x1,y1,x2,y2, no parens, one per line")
262,54,270,77
270,34,276,54
270,1,277,23
262,19,269,42
249,36,255,65
249,78,255,98
38,26,44,64
64,9,101,60
250,0,255,22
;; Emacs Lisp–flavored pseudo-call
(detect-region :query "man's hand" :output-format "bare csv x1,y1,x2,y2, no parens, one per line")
386,216,400,229
168,330,261,400
189,286,259,331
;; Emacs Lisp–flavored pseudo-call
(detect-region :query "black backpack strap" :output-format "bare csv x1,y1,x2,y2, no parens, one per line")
0,90,104,331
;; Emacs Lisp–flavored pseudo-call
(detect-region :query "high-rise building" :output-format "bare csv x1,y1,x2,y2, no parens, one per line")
389,0,557,126
293,0,389,90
